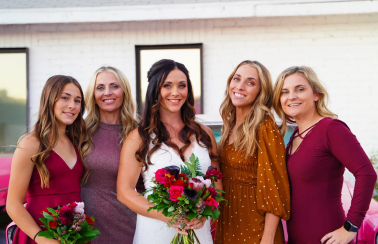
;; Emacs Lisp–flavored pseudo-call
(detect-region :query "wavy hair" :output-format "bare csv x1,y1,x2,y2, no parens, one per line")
273,66,337,135
218,60,274,157
24,75,89,188
82,66,138,158
136,59,218,171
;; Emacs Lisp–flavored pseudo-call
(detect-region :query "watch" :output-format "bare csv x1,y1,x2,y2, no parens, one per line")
343,220,359,232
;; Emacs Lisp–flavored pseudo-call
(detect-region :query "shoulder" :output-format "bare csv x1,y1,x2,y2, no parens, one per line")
18,133,40,152
199,123,214,136
258,114,280,133
320,117,350,132
126,127,143,142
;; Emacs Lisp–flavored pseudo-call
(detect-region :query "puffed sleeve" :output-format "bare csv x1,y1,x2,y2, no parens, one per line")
256,116,291,221
326,119,377,227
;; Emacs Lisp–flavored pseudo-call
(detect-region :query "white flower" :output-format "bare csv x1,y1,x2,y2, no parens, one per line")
74,202,85,214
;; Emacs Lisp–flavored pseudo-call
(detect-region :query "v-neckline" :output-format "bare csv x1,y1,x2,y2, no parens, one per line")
52,148,78,170
164,140,197,163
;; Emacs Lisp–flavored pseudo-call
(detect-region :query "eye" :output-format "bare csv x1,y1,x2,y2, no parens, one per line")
96,86,104,90
163,84,171,88
247,81,255,86
233,77,240,81
112,85,119,89
179,84,187,88
61,96,68,100
281,91,288,95
75,99,81,103
297,88,304,92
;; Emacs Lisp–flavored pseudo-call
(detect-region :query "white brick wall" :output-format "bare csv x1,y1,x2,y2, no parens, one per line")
0,13,377,159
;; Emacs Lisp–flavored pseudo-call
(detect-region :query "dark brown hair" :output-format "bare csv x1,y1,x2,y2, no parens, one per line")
136,59,217,170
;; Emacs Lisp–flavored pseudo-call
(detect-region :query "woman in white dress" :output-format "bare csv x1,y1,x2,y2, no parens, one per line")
117,59,221,244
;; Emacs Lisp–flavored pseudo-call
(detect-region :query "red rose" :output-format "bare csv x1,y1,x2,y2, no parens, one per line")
155,168,170,184
179,174,187,178
49,221,57,229
206,169,223,182
169,186,184,202
164,181,172,187
205,197,219,211
207,187,217,198
189,183,194,188
173,180,184,186
86,216,95,226
40,208,50,215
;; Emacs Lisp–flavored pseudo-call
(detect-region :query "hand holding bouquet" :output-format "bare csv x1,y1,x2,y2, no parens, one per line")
38,202,100,244
146,153,225,244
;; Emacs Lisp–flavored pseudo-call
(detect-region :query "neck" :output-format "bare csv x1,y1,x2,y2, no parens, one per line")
159,109,184,129
294,111,323,133
99,110,121,124
58,125,67,137
235,105,251,128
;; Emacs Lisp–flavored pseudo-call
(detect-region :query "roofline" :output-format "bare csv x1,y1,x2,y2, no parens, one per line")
1,0,377,25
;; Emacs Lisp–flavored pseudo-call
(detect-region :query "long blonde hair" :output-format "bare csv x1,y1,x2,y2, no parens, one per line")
273,66,337,135
218,60,274,157
82,66,138,158
22,75,89,188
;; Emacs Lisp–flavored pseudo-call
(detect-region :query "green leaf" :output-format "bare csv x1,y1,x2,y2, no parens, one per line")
76,235,98,244
212,208,221,219
38,230,55,239
47,208,57,215
168,206,175,212
188,212,197,221
42,212,54,220
81,229,100,237
202,209,213,216
57,227,62,235
39,217,48,226
63,233,71,239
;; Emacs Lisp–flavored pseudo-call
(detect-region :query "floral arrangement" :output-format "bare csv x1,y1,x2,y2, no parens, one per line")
146,153,225,244
38,202,100,244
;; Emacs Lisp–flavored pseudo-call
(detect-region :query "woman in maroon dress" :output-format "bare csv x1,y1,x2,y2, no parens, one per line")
6,75,89,244
272,66,377,244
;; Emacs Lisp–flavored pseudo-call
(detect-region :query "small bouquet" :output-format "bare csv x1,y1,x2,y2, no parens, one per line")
146,153,225,244
38,202,100,244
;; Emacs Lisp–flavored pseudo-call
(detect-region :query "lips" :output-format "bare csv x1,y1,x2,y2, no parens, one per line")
288,103,301,107
167,99,181,103
63,112,75,117
103,99,116,104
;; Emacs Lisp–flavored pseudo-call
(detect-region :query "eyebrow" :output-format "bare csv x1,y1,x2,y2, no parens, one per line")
163,81,187,83
96,82,119,85
63,92,82,99
282,85,305,90
234,73,257,81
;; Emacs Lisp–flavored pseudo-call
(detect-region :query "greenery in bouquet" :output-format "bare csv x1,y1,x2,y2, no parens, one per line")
145,153,226,244
38,202,100,244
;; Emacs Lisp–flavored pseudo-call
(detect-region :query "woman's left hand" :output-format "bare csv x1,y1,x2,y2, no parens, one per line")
185,217,206,230
320,226,357,244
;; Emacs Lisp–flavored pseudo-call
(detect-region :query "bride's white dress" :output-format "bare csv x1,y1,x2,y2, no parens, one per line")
133,139,214,244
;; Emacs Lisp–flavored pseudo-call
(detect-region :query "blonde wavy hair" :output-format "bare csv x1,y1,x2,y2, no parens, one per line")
20,75,89,188
273,66,337,135
218,60,274,157
82,66,138,158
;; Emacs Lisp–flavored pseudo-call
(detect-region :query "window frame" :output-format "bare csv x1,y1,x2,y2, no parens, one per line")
135,43,203,115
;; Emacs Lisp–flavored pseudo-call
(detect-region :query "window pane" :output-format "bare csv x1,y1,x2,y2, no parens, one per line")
137,46,202,114
0,52,27,156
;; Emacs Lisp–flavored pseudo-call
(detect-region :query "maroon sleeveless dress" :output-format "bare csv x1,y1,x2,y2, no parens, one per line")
13,148,83,244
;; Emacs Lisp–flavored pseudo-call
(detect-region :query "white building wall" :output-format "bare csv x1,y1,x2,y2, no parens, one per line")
0,13,377,157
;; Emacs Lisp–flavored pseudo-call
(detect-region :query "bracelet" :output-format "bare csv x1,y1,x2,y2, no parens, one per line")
33,230,42,242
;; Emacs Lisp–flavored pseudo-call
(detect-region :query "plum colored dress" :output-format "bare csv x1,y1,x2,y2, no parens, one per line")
13,147,83,244
81,122,143,244
286,118,377,244
215,116,290,244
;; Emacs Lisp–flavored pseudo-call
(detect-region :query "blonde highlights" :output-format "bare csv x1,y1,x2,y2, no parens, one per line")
24,75,89,188
82,66,138,158
273,66,337,135
218,60,274,157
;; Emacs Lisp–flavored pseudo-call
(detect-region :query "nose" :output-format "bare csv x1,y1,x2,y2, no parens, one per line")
236,81,245,90
171,86,179,96
288,91,297,100
104,86,112,96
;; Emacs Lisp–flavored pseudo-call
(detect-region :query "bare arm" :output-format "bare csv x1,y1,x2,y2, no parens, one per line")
116,129,169,223
260,213,280,244
6,135,60,244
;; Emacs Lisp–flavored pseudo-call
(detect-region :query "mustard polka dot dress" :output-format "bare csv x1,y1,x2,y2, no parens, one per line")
215,116,290,244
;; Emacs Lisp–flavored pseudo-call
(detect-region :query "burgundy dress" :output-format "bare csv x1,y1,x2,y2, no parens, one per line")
286,118,377,244
13,148,83,244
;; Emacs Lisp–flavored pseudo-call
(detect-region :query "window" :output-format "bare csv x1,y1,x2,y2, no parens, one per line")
135,44,203,115
0,48,28,156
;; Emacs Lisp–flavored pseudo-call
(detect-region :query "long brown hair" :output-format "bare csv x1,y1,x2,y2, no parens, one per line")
218,60,274,157
82,66,138,158
136,59,218,171
273,66,337,135
27,75,89,188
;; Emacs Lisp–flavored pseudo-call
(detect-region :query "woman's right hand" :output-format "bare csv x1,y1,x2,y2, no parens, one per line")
35,236,61,244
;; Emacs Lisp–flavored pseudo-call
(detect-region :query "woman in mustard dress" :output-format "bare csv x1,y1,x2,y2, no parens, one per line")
215,60,290,244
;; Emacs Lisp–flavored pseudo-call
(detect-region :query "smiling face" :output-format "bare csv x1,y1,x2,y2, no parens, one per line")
280,73,319,120
94,72,124,116
54,83,82,129
159,68,188,115
228,64,261,109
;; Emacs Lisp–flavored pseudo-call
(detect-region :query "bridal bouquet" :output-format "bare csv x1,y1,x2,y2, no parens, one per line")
146,153,225,244
38,202,100,244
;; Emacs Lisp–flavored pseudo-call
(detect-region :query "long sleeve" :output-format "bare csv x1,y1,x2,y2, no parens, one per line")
256,116,291,221
326,119,377,227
